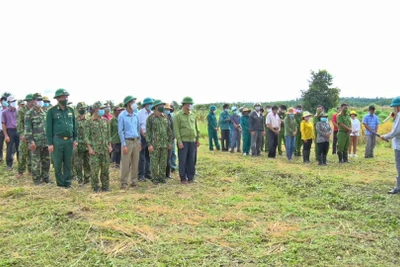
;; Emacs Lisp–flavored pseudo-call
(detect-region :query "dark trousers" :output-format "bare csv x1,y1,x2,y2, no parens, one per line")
178,142,196,182
6,129,19,168
332,131,338,154
317,141,330,156
138,137,151,178
231,129,241,151
268,130,278,158
166,148,172,177
303,139,313,151
0,130,4,161
52,137,73,187
221,130,230,151
112,143,121,166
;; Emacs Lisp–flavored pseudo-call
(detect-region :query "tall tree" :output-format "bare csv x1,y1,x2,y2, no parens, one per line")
301,69,340,112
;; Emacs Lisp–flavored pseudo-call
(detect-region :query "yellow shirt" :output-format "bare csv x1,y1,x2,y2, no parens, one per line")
300,120,314,140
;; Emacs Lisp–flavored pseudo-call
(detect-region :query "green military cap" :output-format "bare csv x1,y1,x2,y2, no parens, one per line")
53,88,70,99
32,93,43,100
151,100,165,110
181,96,194,104
92,101,106,110
24,94,33,101
76,102,87,109
390,96,400,107
302,111,312,118
123,95,136,106
142,97,154,106
43,96,50,102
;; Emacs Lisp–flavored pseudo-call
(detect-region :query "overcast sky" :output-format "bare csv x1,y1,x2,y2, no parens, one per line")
1,0,399,106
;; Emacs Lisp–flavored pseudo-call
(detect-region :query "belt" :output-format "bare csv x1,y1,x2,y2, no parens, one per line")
126,137,139,141
55,135,73,140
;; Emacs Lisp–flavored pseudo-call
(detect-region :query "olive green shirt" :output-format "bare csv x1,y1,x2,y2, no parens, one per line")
173,110,200,144
46,105,77,145
337,113,351,132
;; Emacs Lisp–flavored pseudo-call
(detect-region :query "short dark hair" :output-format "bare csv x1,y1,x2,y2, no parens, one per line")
265,105,271,108
223,104,229,109
341,103,348,107
369,105,375,111
272,105,279,111
280,105,287,110
296,105,302,109
0,96,6,101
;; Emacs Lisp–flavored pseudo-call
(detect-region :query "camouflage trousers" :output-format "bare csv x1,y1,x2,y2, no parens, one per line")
74,148,91,184
150,148,168,183
18,141,31,174
90,151,109,190
31,146,50,183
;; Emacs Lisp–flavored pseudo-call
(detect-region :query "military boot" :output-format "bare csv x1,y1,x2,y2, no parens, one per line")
338,152,343,163
343,151,349,163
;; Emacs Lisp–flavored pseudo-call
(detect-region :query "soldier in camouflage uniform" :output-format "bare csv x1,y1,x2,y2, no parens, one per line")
74,102,91,185
24,93,51,185
17,93,33,177
146,100,173,184
85,101,113,192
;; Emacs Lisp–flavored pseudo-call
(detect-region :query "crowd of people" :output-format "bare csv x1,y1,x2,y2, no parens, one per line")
1,89,399,194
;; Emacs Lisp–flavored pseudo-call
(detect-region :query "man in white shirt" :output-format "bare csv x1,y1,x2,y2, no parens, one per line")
138,97,154,181
266,105,281,158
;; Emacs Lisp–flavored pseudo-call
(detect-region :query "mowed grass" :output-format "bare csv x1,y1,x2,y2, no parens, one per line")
1,127,400,266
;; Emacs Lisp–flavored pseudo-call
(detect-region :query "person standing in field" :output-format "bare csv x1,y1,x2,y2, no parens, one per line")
381,97,400,194
207,105,220,151
240,108,251,156
110,106,124,169
337,103,352,163
316,112,332,165
331,106,341,154
277,105,286,156
17,93,34,178
294,105,303,157
266,105,281,158
249,102,265,156
74,102,91,186
218,104,231,152
363,105,380,158
349,110,361,157
300,111,314,163
283,107,297,161
230,106,241,153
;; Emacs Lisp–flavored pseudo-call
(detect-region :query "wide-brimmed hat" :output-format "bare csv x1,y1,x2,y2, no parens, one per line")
181,96,194,104
242,108,251,113
302,111,312,118
7,96,16,102
287,107,295,114
350,110,357,116
123,95,136,106
151,100,165,110
165,103,173,110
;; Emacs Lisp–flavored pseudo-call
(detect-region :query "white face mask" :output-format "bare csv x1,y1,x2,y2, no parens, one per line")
189,104,194,110
36,100,44,107
255,106,260,111
10,101,17,108
131,103,138,110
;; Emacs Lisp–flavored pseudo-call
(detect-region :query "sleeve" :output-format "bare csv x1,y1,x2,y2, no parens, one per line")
72,112,77,142
195,118,200,143
46,109,54,145
167,119,173,145
249,113,254,131
146,117,153,147
24,111,33,143
118,114,126,146
84,119,92,146
384,118,400,140
108,119,112,143
17,109,24,135
300,121,305,140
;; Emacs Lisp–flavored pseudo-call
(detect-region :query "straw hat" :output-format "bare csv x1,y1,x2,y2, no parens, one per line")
287,107,295,114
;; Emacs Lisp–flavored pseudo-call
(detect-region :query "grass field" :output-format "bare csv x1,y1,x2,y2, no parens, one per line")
1,121,400,266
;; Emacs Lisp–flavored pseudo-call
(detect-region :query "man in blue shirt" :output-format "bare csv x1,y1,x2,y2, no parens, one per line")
363,105,380,158
118,95,141,189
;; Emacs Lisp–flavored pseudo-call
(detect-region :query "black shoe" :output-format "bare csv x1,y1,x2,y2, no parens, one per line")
93,187,101,193
139,177,146,182
102,187,110,192
145,175,152,180
43,179,54,184
34,181,42,186
388,188,400,194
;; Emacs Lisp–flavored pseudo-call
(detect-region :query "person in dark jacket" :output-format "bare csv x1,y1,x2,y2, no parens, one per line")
207,105,220,151
249,102,265,156
218,104,231,151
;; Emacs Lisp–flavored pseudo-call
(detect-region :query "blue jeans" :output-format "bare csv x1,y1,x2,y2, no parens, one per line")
6,129,19,168
285,135,295,159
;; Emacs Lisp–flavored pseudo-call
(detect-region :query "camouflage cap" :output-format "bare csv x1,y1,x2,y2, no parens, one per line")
32,93,43,100
76,102,87,109
18,100,25,105
92,101,106,110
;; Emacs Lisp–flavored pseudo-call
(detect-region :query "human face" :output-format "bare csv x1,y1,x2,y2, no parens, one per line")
369,109,375,115
351,114,356,119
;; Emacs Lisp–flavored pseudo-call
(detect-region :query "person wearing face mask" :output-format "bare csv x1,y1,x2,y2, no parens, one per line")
363,105,380,158
146,100,173,185
249,102,265,156
2,96,20,171
266,105,281,158
300,111,314,163
173,96,200,184
45,89,78,189
230,106,241,153
277,105,287,156
316,112,332,166
313,105,324,162
164,103,175,179
349,110,361,157
42,96,52,111
337,103,352,163
73,102,91,186
0,95,10,163
24,93,52,185
17,93,34,177
283,107,297,160
294,104,303,157
262,105,271,153
331,106,341,155
110,106,124,169
240,108,251,156
380,96,400,194
138,97,154,181
167,104,178,173
18,100,25,109
118,95,142,189
102,103,113,122
218,104,231,152
207,105,220,151
84,101,113,192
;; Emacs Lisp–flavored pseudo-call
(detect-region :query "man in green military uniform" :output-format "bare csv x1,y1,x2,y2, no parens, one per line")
207,105,220,151
277,105,287,156
146,100,173,184
74,102,91,185
24,93,51,185
46,88,78,188
294,105,303,156
313,105,323,162
17,93,33,177
337,103,352,163
240,108,251,155
85,101,112,192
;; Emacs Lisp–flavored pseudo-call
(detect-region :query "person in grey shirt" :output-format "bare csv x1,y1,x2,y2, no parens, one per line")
316,112,332,165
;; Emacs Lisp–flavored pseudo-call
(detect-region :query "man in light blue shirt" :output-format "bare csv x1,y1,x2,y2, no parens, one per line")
138,97,153,181
363,105,380,158
118,95,141,189
382,97,400,194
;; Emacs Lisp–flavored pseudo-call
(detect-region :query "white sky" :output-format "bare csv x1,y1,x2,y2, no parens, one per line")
1,0,399,106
